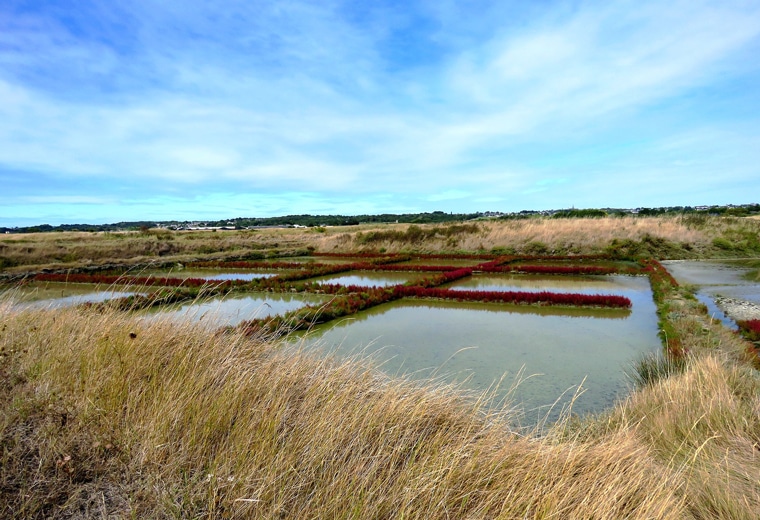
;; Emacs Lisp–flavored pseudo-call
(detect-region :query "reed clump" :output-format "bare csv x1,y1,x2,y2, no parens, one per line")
592,355,760,519
1,304,695,519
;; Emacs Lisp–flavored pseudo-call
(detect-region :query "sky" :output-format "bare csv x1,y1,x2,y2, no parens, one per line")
1,0,760,226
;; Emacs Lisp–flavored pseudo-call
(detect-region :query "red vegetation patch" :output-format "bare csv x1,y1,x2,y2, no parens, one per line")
478,265,621,275
638,259,679,288
393,286,631,308
737,319,760,342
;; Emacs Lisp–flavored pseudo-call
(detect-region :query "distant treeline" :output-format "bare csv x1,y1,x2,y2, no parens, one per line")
1,212,480,233
512,204,760,219
3,205,759,233
220,211,482,228
1,221,160,234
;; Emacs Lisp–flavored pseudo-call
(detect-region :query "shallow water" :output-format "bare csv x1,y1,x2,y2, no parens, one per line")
4,271,661,423
661,260,759,287
309,271,427,287
149,292,328,327
5,282,142,310
662,260,760,325
143,268,287,281
445,273,644,294
292,275,659,422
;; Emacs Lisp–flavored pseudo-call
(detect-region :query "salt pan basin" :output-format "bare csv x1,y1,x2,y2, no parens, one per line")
150,292,328,327
294,275,659,422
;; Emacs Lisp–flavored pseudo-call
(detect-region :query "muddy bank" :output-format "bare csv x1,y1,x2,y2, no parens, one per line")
714,296,760,321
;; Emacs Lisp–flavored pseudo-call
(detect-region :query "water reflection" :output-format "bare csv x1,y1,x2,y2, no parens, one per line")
662,260,760,325
445,273,645,295
2,280,328,326
292,276,659,422
332,299,631,322
310,271,426,287
143,268,286,281
5,282,142,310
150,292,328,327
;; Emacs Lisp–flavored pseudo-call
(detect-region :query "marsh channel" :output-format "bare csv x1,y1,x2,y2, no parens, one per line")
662,259,760,325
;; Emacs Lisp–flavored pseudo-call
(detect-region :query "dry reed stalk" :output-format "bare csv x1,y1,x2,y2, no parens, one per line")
4,216,760,271
597,355,760,519
316,217,719,254
2,304,692,518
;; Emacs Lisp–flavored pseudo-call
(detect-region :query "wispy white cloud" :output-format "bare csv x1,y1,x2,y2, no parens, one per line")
1,0,759,224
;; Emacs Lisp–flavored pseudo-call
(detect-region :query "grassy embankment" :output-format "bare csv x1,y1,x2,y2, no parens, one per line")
2,214,760,273
2,215,760,518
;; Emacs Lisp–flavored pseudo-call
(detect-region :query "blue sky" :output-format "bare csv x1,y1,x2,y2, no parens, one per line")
1,0,760,226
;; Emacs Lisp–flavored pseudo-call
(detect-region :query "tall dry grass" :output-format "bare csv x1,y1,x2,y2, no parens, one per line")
3,216,760,518
2,304,694,519
317,216,760,256
590,355,760,519
3,216,760,272
462,217,704,253
0,228,310,272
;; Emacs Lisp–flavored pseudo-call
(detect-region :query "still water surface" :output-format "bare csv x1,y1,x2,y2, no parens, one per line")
150,292,328,327
143,268,287,281
662,260,760,325
309,271,427,287
445,273,645,294
6,282,142,310
292,275,659,421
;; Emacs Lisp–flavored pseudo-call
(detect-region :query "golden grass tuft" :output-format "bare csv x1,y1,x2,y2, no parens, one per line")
598,355,760,519
3,217,760,518
2,304,694,518
316,216,759,256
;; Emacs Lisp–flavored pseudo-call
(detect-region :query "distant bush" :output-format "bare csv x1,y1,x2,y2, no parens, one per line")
712,237,734,250
680,213,709,229
523,241,549,255
0,256,16,269
552,209,607,218
355,224,479,246
606,235,685,260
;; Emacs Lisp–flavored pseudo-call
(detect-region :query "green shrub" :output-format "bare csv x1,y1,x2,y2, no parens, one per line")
0,256,16,269
605,238,640,259
523,241,549,255
712,237,734,250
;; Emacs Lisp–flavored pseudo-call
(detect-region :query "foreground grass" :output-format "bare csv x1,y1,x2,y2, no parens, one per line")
2,296,759,518
2,216,760,518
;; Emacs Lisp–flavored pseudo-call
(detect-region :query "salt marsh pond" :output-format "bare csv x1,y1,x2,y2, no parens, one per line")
6,281,143,310
292,274,659,421
2,262,662,420
149,292,328,327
